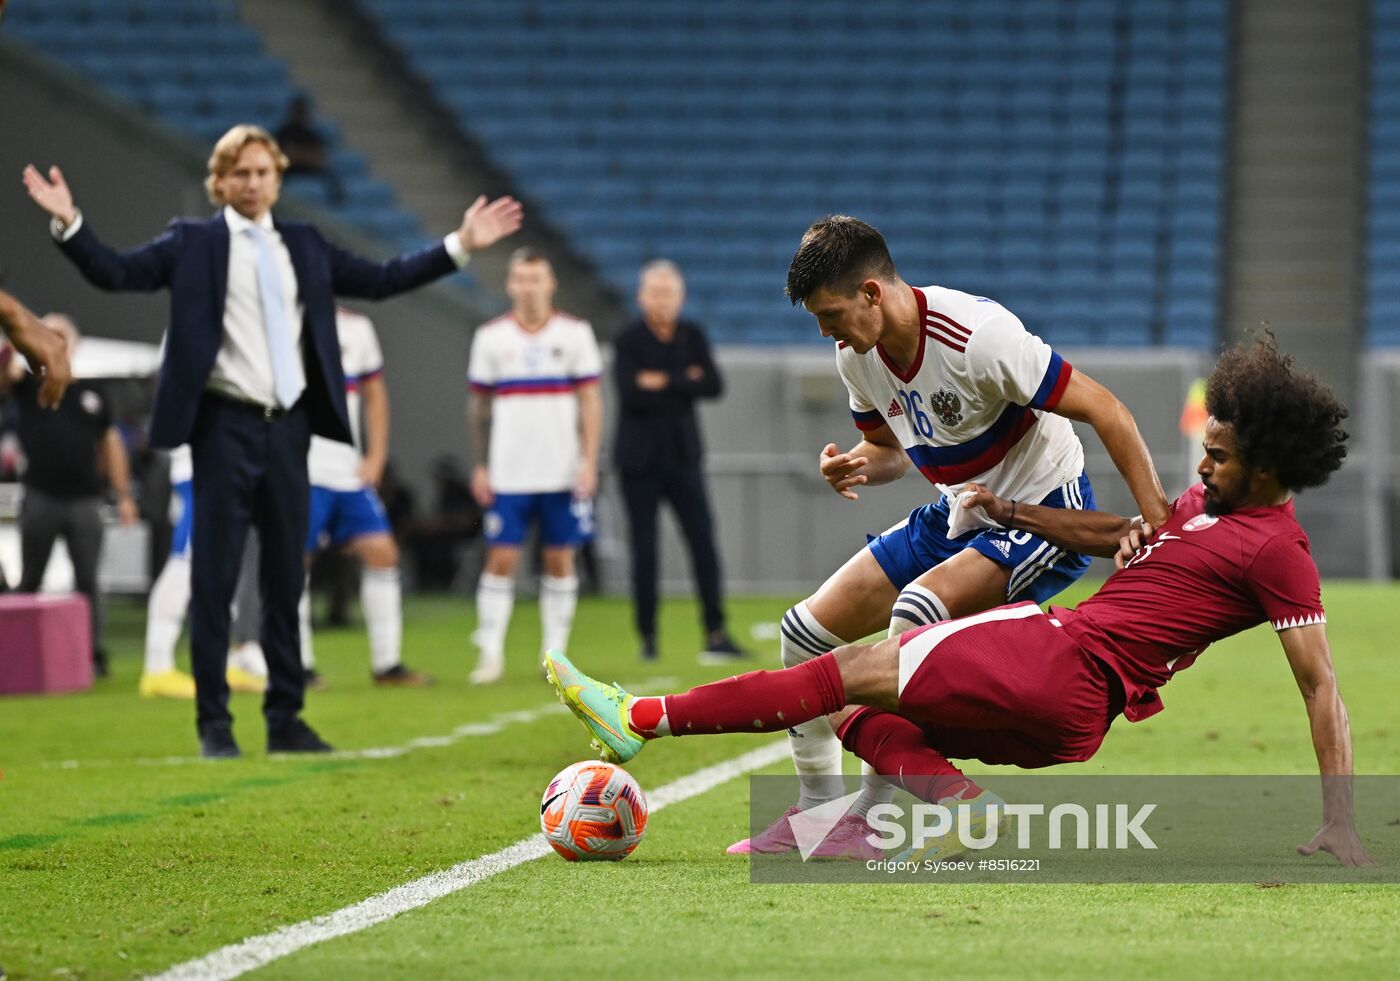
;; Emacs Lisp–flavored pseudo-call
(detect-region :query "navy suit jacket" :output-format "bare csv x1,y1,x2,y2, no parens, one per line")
57,213,456,448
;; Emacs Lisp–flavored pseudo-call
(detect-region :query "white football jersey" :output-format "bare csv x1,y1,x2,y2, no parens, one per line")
836,285,1084,505
467,311,602,494
308,309,384,491
169,443,193,485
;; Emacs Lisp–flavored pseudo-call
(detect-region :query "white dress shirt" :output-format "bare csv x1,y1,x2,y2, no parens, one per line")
208,207,306,408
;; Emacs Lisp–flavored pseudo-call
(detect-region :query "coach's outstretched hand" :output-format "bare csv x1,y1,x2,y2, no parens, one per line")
456,195,523,253
21,164,79,226
1298,820,1376,867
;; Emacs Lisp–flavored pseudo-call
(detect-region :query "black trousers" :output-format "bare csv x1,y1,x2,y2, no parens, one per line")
188,395,310,733
18,488,105,657
619,462,726,641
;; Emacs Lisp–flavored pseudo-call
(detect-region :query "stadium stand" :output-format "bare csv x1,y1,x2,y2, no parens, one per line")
4,0,439,258
356,0,1230,345
1370,0,1400,346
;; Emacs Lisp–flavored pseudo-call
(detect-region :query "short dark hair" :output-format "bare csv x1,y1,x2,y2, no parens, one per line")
1205,331,1349,491
785,216,898,305
508,247,550,269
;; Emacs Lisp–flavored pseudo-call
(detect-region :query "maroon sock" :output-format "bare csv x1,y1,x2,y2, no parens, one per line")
664,653,845,736
837,708,981,803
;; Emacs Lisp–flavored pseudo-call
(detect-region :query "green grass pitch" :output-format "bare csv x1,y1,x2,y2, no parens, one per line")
1,582,1397,979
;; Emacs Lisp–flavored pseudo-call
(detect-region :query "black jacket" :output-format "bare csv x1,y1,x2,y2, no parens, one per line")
612,318,723,471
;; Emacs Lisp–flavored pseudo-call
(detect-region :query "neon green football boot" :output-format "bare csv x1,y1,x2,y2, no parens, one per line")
544,650,646,764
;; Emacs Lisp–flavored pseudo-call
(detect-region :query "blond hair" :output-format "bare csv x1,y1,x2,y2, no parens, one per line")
205,125,289,205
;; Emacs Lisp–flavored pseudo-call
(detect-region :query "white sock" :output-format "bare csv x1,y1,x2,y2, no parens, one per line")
143,554,190,674
539,574,578,656
849,584,954,818
299,573,315,670
474,572,515,670
361,565,403,674
231,640,268,677
780,600,848,810
851,763,899,819
888,582,950,637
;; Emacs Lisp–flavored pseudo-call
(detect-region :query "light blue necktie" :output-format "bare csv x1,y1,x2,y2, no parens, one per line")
248,225,300,409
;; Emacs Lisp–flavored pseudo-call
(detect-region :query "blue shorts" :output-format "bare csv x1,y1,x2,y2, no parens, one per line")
170,479,194,557
869,473,1095,605
484,491,594,547
306,486,392,552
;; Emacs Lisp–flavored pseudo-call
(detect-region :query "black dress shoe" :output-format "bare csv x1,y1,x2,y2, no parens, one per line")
267,717,334,753
199,724,241,759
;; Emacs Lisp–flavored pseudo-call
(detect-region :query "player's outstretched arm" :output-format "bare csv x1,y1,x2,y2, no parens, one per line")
963,483,1142,559
819,423,908,500
1050,370,1171,528
0,288,72,408
1280,625,1374,866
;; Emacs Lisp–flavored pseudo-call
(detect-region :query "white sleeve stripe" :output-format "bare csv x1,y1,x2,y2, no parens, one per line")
1271,613,1327,631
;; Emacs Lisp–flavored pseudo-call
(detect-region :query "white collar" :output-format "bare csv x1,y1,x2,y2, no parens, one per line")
223,206,275,234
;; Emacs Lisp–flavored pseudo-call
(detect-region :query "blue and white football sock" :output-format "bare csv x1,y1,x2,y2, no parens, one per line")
473,572,515,674
298,573,316,670
361,565,403,674
781,600,849,810
539,574,579,657
143,554,190,674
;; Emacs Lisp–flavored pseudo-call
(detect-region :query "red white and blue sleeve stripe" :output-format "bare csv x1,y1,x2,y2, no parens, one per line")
1027,351,1073,410
852,408,885,432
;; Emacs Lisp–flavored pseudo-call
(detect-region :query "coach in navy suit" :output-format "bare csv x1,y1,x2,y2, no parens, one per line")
24,125,522,757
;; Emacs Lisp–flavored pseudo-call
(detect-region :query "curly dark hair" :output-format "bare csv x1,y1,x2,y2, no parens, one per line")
1205,332,1349,491
785,215,898,305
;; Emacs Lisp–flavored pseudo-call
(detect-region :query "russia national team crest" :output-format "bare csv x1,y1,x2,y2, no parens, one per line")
930,388,963,426
1183,514,1218,532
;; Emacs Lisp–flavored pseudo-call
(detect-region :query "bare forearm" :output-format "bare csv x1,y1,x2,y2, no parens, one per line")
856,439,909,485
104,431,132,499
1091,402,1170,527
1307,686,1357,826
361,378,389,469
996,499,1136,558
578,385,602,472
467,394,491,470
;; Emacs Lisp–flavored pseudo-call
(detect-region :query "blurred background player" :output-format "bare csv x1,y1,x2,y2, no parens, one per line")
1,313,137,677
734,216,1170,856
613,259,744,663
466,249,602,684
139,444,266,698
298,307,430,687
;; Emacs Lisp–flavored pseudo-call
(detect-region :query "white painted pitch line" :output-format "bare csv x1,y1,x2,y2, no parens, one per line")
44,677,680,771
146,740,789,981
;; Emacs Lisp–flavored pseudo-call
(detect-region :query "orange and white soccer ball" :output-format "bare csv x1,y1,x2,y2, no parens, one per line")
540,760,649,861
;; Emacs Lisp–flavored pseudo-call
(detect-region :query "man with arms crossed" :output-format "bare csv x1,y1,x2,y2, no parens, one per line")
467,249,602,684
550,336,1372,867
734,216,1170,856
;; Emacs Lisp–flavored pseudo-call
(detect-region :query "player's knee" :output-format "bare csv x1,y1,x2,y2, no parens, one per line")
780,600,831,668
888,582,951,637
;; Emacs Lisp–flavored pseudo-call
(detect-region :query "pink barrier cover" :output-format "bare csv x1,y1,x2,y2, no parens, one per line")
0,593,93,695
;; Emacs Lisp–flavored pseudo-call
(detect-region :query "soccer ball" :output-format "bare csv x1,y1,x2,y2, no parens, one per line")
540,760,649,861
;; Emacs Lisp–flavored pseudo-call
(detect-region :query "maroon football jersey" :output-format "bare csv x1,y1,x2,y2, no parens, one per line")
1054,483,1325,722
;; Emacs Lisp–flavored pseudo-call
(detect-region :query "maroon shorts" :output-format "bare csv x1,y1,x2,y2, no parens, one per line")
895,602,1123,768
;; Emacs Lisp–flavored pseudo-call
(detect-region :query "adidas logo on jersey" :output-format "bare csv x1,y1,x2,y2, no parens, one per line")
887,398,904,417
991,539,1013,559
